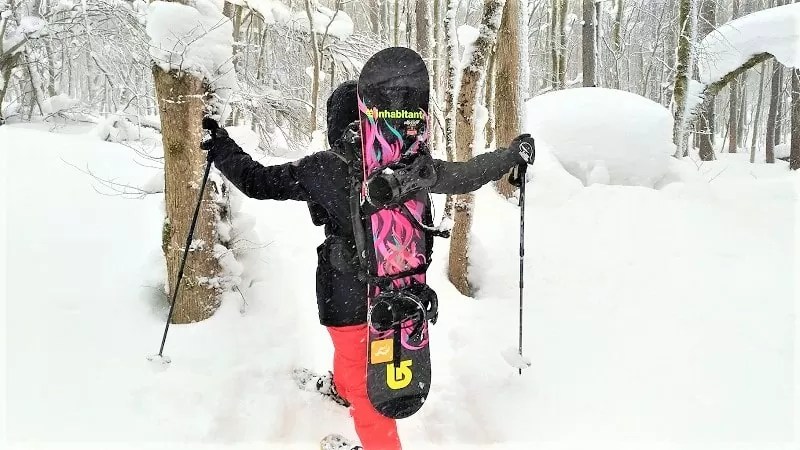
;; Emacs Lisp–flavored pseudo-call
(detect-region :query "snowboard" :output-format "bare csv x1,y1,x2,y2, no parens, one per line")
356,47,433,419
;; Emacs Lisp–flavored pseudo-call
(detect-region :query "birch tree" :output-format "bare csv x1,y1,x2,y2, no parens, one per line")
671,0,695,158
447,0,506,296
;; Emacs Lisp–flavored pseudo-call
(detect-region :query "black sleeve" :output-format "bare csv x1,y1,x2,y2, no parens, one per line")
430,148,521,194
211,139,312,201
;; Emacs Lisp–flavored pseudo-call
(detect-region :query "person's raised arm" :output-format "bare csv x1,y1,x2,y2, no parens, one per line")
431,134,535,194
202,120,311,201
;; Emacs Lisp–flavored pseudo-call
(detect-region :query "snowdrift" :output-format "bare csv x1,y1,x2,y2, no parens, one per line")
525,88,675,188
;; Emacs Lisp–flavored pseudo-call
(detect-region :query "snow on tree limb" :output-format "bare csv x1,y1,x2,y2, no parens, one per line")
234,0,353,40
697,3,800,86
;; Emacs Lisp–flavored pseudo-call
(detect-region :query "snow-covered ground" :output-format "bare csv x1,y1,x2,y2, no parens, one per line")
2,120,797,450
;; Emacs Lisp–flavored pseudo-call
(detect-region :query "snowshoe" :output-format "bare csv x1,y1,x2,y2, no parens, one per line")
292,368,350,407
320,434,362,450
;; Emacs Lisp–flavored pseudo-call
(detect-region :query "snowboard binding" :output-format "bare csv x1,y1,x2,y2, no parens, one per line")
367,285,438,368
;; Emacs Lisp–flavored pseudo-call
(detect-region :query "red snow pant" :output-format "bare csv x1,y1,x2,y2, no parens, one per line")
327,324,402,450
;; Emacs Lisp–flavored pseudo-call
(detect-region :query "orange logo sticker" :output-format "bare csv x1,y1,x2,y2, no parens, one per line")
370,339,393,364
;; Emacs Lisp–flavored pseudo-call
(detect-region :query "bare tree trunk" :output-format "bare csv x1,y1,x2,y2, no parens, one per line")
594,0,602,87
305,0,320,132
448,0,506,297
728,80,739,152
695,0,716,160
394,0,401,46
416,0,431,61
432,0,444,156
766,60,781,163
485,51,496,146
495,0,522,198
698,94,716,160
582,0,596,87
433,0,442,86
671,0,694,158
549,0,559,88
382,0,389,42
790,68,799,170
612,0,624,90
738,75,748,149
557,0,567,88
154,69,221,324
22,52,45,116
443,0,457,219
371,0,382,38
751,63,766,162
726,0,740,153
774,67,784,145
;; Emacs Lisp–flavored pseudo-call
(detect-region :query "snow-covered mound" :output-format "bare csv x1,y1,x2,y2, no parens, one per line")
525,88,674,187
698,3,800,85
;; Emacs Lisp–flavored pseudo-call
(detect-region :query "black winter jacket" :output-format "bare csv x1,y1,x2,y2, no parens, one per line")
212,142,521,327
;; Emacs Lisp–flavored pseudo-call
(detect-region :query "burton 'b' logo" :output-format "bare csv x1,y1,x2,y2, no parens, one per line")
386,360,413,390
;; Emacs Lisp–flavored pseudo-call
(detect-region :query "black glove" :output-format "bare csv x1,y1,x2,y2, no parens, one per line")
509,133,535,165
507,134,535,187
331,120,362,162
201,117,234,162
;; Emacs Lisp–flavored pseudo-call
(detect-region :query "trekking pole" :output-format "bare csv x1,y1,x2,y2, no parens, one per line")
149,131,215,365
517,163,528,375
501,160,533,374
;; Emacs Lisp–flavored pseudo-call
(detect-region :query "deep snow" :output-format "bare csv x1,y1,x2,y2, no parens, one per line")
525,88,675,187
2,119,797,450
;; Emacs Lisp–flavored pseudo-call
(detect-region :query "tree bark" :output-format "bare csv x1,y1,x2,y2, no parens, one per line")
485,51,496,146
698,93,716,160
766,60,781,163
582,0,596,87
737,75,748,149
728,80,739,152
774,66,784,145
394,0,401,46
751,63,766,163
154,69,221,324
790,68,799,170
443,0,457,219
671,0,694,158
696,0,715,160
448,0,506,297
557,0,567,88
612,0,624,89
416,0,431,61
495,0,522,198
371,0,382,38
305,0,320,132
727,0,740,153
549,0,559,88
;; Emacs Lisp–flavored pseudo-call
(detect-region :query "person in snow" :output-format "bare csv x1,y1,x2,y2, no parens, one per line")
202,80,535,450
